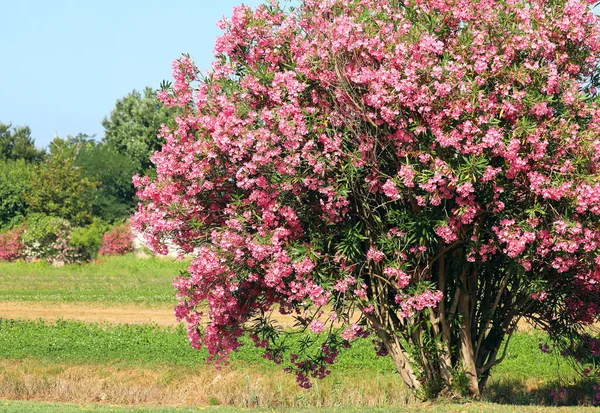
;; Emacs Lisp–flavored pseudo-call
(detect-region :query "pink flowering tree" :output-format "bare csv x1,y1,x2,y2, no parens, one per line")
134,0,600,397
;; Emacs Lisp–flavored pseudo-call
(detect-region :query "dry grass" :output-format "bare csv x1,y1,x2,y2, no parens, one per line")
0,360,413,408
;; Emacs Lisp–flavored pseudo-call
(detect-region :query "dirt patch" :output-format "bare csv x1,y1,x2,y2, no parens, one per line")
0,301,179,326
0,301,331,327
0,301,559,332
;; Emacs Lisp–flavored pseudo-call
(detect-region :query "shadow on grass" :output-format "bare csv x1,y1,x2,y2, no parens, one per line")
485,377,598,406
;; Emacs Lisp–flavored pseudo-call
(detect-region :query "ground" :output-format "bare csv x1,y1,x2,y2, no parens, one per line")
0,255,597,411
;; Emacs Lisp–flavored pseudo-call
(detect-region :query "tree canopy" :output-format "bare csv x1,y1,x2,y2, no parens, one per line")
0,159,34,229
136,0,600,397
0,123,45,163
24,141,97,226
102,87,175,173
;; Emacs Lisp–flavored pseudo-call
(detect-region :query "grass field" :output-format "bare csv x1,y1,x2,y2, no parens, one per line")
0,255,598,410
0,319,574,376
0,319,594,407
2,399,600,413
0,255,187,305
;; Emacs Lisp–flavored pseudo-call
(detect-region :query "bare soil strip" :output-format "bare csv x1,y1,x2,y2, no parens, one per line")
0,301,316,327
2,301,551,333
0,301,179,326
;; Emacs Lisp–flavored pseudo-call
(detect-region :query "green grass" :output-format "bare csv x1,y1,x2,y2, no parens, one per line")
1,400,599,412
0,255,188,305
2,319,595,405
0,258,597,407
0,319,394,373
0,318,578,379
491,332,576,379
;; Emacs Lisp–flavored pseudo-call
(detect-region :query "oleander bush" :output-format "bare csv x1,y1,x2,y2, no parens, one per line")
99,221,133,256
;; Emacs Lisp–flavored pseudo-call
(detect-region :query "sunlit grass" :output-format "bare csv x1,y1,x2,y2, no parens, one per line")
0,319,596,407
0,254,187,305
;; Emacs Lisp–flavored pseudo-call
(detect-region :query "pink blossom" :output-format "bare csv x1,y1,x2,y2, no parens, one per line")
531,291,548,301
436,226,458,244
308,320,326,333
383,267,411,288
382,179,401,200
99,222,133,256
366,247,385,262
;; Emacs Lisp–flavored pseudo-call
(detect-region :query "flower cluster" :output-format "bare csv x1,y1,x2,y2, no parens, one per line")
99,222,133,256
0,226,25,261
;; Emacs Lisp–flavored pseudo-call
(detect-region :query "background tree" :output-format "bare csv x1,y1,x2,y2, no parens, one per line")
0,123,45,163
102,87,174,173
24,139,97,226
75,141,139,222
0,159,34,229
44,135,139,222
134,0,600,398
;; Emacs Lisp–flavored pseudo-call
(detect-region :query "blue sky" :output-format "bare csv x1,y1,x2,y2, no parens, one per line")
1,0,264,148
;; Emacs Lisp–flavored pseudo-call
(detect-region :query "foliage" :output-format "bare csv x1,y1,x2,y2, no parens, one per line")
0,226,25,261
135,0,600,398
102,87,175,173
99,221,133,256
75,142,139,222
20,214,79,263
68,219,108,260
0,159,34,229
45,135,139,223
24,145,97,226
0,122,44,163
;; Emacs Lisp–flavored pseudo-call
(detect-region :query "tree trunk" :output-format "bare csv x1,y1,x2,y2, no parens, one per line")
458,287,481,397
385,334,422,390
365,311,422,390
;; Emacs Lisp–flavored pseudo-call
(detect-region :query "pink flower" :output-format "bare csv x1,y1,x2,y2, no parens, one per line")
308,320,326,333
340,323,364,340
382,179,401,200
99,222,133,256
436,226,458,244
293,257,315,275
531,291,548,301
383,267,411,288
366,247,385,262
398,165,416,187
0,227,25,261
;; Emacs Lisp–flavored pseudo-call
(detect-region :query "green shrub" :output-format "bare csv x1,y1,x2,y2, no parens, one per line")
69,218,108,260
0,159,33,229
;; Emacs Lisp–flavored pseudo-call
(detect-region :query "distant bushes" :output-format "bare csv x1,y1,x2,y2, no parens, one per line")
0,218,133,263
69,218,108,261
20,214,77,263
0,226,25,261
99,221,133,256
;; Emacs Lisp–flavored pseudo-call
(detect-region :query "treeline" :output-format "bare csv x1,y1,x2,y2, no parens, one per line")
0,87,174,263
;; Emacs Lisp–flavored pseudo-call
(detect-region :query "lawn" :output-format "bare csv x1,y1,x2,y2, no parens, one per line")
0,319,595,407
0,319,575,377
0,255,187,305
